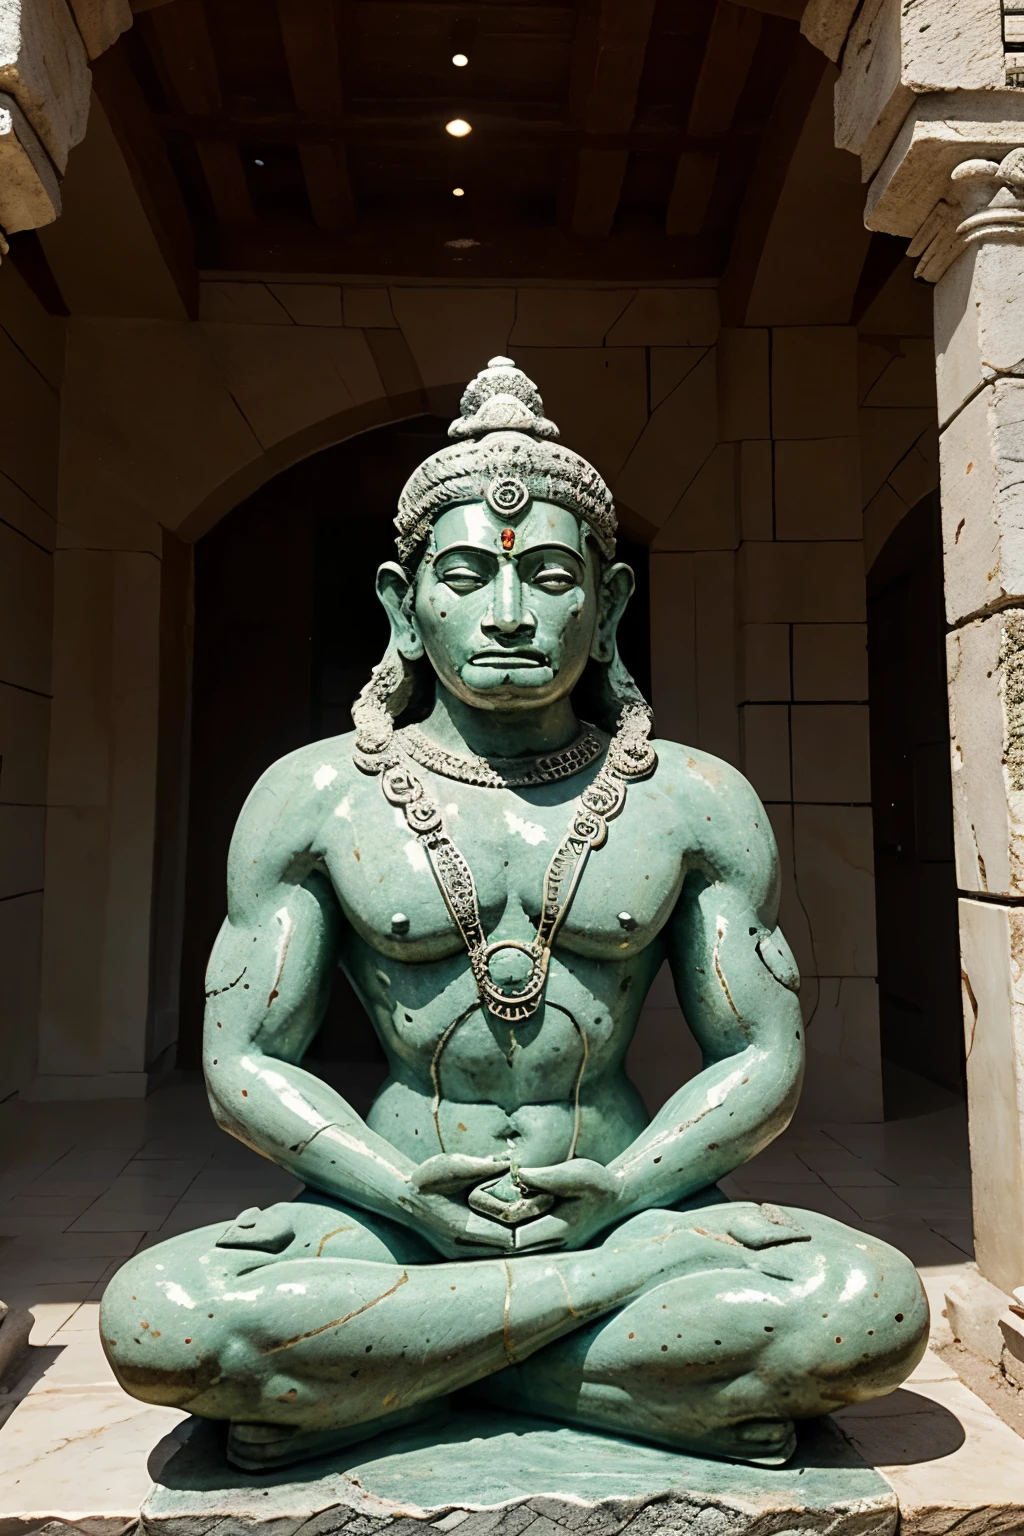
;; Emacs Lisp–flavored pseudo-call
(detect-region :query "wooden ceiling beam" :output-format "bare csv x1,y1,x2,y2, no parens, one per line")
687,0,762,140
561,0,658,238
208,218,720,280
277,0,356,230
147,0,255,227
663,0,763,237
718,33,826,322
91,40,198,315
666,149,719,237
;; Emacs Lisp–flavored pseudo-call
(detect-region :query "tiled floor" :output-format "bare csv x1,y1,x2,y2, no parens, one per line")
2,1081,1022,1532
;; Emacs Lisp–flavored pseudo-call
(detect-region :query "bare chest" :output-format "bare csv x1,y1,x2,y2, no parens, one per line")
316,770,687,964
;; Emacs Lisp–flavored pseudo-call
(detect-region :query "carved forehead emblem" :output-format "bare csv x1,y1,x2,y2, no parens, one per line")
485,474,530,518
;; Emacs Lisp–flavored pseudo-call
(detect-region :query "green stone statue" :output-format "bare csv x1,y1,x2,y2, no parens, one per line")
101,358,927,1474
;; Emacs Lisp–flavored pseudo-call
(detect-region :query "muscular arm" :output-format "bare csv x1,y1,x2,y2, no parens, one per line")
609,751,803,1210
203,748,509,1256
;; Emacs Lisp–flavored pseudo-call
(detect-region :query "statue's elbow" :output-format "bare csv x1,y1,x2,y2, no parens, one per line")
203,1066,237,1132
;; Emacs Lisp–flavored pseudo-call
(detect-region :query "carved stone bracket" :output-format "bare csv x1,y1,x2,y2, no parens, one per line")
0,0,133,252
907,148,1024,282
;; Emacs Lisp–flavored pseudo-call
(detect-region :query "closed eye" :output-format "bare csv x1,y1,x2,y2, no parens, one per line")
440,565,488,592
532,567,578,593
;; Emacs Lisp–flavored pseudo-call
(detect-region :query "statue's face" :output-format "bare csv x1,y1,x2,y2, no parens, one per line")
411,500,603,711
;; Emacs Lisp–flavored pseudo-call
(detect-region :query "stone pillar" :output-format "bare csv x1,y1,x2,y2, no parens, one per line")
810,0,1024,1300
932,164,1024,1300
31,544,165,1098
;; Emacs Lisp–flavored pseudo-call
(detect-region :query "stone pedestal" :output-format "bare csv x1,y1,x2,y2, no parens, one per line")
140,1410,897,1536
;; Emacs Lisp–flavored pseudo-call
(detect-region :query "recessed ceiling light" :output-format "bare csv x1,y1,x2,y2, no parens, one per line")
254,158,265,167
452,52,468,66
445,118,471,137
452,186,465,197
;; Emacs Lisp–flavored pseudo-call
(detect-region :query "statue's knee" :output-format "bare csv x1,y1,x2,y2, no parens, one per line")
823,1238,928,1399
99,1238,222,1408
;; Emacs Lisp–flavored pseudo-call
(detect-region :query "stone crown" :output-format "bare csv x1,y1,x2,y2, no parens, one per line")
394,356,617,568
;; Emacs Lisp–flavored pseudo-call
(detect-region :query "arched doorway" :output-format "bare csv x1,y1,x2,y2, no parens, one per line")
867,492,964,1115
176,418,652,1087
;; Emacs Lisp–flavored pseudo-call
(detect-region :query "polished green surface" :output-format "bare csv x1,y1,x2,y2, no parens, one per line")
102,359,928,1476
143,1408,896,1528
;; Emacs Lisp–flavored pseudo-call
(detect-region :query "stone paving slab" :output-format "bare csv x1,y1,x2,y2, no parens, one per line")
137,1410,897,1536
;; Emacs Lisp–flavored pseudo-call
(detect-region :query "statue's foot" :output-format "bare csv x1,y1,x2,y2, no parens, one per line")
226,1399,451,1471
689,1416,797,1467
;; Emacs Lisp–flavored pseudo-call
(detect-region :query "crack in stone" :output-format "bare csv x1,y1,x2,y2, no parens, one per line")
205,967,246,1000
261,1271,409,1354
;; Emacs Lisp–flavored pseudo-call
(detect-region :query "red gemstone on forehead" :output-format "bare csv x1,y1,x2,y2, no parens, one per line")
501,528,515,551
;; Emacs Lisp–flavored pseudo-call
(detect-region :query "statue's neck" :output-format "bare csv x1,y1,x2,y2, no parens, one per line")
419,685,581,759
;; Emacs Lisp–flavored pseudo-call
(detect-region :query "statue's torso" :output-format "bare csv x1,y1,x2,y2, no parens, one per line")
303,738,701,1170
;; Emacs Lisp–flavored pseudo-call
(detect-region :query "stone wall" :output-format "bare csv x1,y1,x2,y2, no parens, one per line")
0,255,64,1101
640,262,937,1124
30,273,935,1117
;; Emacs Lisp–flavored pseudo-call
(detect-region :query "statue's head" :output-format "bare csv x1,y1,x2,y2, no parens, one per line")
365,358,646,735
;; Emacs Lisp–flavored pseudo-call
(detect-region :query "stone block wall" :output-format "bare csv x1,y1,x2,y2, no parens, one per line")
644,261,938,1124
0,255,64,1101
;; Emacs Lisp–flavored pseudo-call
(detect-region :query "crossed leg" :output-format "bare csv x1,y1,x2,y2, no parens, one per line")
100,1192,927,1469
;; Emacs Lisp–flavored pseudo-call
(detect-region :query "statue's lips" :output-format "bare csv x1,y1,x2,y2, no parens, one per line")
469,650,548,668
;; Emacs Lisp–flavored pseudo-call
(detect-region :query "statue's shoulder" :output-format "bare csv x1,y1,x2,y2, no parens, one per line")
651,737,779,892
235,732,366,842
650,738,757,808
652,737,773,835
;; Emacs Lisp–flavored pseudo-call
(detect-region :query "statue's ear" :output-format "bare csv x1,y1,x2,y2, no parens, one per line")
591,561,634,664
376,562,424,661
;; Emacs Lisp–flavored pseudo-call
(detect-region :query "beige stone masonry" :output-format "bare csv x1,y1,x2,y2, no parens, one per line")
739,541,866,623
833,13,1024,1323
740,622,790,701
774,437,861,538
716,328,769,441
939,378,1024,624
935,238,1024,427
792,622,867,700
604,286,718,347
0,90,59,232
800,0,860,65
770,325,858,439
66,0,131,59
739,440,773,540
795,805,877,975
791,703,871,801
946,608,1024,896
37,549,160,1092
865,94,1024,242
652,442,737,552
0,0,89,175
957,896,1024,1295
740,703,790,803
836,0,1004,181
508,287,633,347
615,348,717,527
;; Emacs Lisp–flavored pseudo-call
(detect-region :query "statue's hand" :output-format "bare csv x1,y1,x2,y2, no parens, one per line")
400,1159,515,1258
410,1153,510,1195
513,1159,624,1252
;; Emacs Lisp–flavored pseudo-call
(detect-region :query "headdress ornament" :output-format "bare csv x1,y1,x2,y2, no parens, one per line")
394,357,617,567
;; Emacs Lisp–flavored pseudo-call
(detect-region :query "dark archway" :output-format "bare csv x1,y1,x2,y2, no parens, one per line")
867,493,964,1115
177,418,652,1076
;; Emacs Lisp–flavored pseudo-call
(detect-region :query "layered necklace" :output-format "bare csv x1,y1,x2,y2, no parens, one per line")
352,657,657,1023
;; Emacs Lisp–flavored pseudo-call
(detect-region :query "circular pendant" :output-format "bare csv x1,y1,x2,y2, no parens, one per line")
473,939,550,1021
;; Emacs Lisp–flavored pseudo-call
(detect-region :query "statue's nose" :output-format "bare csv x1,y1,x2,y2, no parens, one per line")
484,563,534,635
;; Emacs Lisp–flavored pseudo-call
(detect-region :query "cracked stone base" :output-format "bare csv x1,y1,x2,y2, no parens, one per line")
139,1410,897,1536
